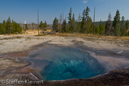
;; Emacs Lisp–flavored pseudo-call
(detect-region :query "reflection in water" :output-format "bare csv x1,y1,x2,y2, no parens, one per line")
27,46,106,81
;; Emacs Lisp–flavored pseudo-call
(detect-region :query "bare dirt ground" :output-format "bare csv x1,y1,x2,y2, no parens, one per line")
0,34,129,54
0,34,129,86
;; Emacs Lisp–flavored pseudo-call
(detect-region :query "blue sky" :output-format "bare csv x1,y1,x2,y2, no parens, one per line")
0,0,129,24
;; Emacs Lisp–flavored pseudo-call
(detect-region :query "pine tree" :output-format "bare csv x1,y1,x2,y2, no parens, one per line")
115,23,121,36
43,21,47,30
6,17,12,34
78,13,81,22
86,7,90,18
105,12,112,35
16,24,22,34
95,24,100,34
0,24,4,34
59,14,62,32
62,20,66,33
3,20,6,34
68,8,73,32
125,20,129,35
39,21,44,28
81,10,86,33
12,21,22,34
99,20,102,35
71,13,76,32
88,23,94,34
11,21,16,33
68,8,72,24
99,20,105,35
126,20,129,30
113,10,121,36
44,21,47,26
85,6,90,33
77,13,81,33
120,16,126,36
87,16,92,33
52,17,58,32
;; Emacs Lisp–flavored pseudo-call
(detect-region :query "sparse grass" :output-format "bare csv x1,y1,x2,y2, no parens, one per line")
15,36,22,39
2,32,129,42
34,33,129,41
0,36,22,40
25,37,31,40
35,33,91,37
35,34,47,36
39,33,129,39
25,29,43,32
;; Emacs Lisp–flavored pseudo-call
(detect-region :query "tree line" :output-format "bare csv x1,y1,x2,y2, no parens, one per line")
53,7,129,36
0,17,22,34
39,21,47,30
0,17,48,34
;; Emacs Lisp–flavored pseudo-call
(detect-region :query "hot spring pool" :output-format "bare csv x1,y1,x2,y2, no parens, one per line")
27,46,106,81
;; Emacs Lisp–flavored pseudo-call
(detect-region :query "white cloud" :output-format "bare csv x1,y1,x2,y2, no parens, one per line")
83,0,88,4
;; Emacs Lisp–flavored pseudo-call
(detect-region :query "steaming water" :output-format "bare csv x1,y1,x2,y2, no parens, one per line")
27,46,106,81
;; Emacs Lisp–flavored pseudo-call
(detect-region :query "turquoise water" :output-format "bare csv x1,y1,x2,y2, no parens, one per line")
28,46,106,81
